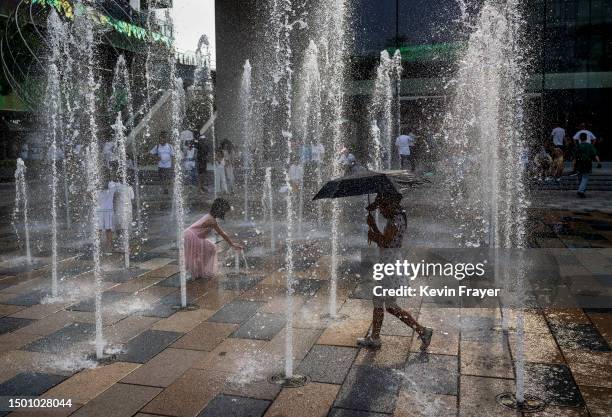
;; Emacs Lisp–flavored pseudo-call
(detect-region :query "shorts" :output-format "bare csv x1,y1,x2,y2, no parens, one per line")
97,210,113,231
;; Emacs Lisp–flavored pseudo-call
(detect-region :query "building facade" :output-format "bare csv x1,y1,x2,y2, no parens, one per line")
215,0,612,159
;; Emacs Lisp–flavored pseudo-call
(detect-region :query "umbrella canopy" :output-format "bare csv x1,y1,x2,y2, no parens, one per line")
313,169,428,200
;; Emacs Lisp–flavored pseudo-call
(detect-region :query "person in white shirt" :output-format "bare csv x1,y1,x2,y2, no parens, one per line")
96,178,118,253
551,125,566,150
395,132,416,171
573,123,596,144
183,141,198,185
149,133,174,194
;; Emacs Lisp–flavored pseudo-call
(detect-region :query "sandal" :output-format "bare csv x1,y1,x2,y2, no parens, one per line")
419,327,433,351
356,336,382,349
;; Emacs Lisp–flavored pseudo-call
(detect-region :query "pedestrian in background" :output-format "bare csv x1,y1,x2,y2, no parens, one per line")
575,132,601,198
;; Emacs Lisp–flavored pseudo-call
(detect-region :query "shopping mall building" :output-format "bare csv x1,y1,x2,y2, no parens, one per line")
215,0,612,159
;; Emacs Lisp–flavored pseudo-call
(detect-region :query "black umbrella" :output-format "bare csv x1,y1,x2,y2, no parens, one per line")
312,169,428,200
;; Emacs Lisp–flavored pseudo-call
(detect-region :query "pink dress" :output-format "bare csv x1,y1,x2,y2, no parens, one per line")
184,214,218,278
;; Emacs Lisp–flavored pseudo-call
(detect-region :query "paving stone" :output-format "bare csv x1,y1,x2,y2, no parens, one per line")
393,390,457,417
564,350,612,388
297,345,357,384
230,312,286,341
334,364,402,414
3,289,50,306
579,385,612,417
66,291,131,313
198,394,270,417
328,409,390,417
265,328,322,372
121,348,207,387
317,319,370,347
355,336,411,369
103,268,148,283
8,303,68,320
42,362,139,404
292,279,324,296
263,383,339,417
134,301,177,318
23,323,95,354
105,316,160,344
402,353,458,396
508,331,564,363
158,290,206,307
141,368,226,417
526,405,590,417
151,308,216,333
196,288,240,310
525,362,583,407
459,316,503,342
172,322,239,351
587,312,612,345
194,338,269,373
136,257,175,270
207,300,264,324
222,375,281,401
0,304,26,318
0,331,41,353
117,330,183,363
155,273,187,288
70,383,161,417
129,252,159,263
219,273,266,291
458,375,516,417
0,317,35,335
549,322,611,351
0,372,68,396
460,340,514,379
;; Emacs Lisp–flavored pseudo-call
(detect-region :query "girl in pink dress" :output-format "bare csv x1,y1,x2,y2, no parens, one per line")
184,198,243,278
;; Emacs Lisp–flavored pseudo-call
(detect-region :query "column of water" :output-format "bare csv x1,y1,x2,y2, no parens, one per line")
13,159,31,264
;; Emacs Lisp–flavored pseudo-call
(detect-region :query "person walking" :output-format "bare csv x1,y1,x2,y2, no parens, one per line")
357,193,433,350
575,132,601,198
395,132,415,171
149,132,174,194
551,124,566,152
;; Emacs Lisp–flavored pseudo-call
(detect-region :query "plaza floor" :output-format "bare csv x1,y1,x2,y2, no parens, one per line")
0,208,610,417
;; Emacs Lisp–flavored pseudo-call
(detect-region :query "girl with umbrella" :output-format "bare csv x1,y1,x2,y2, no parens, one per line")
357,193,433,350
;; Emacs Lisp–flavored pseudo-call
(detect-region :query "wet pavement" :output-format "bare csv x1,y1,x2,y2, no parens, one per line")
0,209,610,417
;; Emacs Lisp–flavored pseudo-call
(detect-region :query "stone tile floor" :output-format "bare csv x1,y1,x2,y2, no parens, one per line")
0,210,610,416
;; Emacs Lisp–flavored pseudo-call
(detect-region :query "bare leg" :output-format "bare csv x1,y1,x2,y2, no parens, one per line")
371,307,384,339
386,305,425,335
